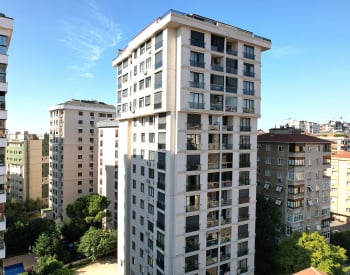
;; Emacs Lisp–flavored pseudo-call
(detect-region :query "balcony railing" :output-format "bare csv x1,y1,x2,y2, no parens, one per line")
206,255,218,265
240,144,251,150
221,199,232,206
207,218,219,227
186,223,200,233
189,81,205,89
207,200,219,208
238,231,249,240
190,39,205,48
238,214,249,222
221,180,232,188
210,104,223,111
244,52,255,60
189,102,205,109
187,123,201,130
239,197,250,204
243,70,255,77
207,238,218,247
237,249,248,257
190,60,205,68
221,235,231,243
208,143,220,150
187,143,200,150
208,124,219,130
211,65,224,72
210,84,224,91
225,86,237,93
239,161,250,168
208,181,219,189
243,107,255,113
221,217,231,225
221,162,232,169
222,143,233,150
243,89,255,96
226,67,237,74
239,178,250,186
225,106,237,112
187,164,201,171
220,253,231,261
211,45,224,52
186,204,200,212
208,163,219,169
186,184,200,192
227,48,238,56
240,126,251,132
157,181,165,190
185,243,199,253
185,262,199,272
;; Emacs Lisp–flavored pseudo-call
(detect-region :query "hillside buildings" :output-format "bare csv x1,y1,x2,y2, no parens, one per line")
113,10,271,275
97,119,119,230
0,12,13,261
48,99,115,221
329,151,350,223
257,127,332,240
6,132,49,205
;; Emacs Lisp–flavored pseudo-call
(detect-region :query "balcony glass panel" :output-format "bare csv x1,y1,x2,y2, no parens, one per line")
206,231,219,247
208,173,219,189
191,30,205,48
207,211,219,228
221,209,231,225
239,207,249,222
220,227,231,243
206,248,218,266
185,235,199,253
186,175,200,192
208,191,219,208
239,189,250,204
186,215,199,233
238,224,249,240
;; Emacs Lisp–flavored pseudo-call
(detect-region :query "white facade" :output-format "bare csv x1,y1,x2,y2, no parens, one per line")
0,12,13,261
114,10,270,275
48,100,115,221
97,119,119,229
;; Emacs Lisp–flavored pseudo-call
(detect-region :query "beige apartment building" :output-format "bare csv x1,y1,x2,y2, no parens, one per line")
6,132,49,205
97,119,118,230
0,12,13,262
113,10,271,275
48,99,115,221
257,127,332,240
330,151,350,223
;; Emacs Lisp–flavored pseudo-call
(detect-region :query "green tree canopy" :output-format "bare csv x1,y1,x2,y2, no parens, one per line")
37,255,64,275
77,227,117,261
66,194,110,228
277,231,348,274
255,195,281,274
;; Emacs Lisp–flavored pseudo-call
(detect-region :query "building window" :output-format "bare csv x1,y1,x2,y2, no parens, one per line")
244,45,255,59
190,30,205,48
155,51,163,69
0,35,8,55
243,63,255,77
154,71,162,89
189,92,204,109
189,71,204,89
190,51,204,68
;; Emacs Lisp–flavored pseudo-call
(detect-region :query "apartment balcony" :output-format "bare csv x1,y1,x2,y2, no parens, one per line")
186,204,200,212
239,161,250,168
239,178,250,186
221,162,232,169
240,126,251,132
225,86,237,93
244,52,255,60
222,125,233,131
185,243,199,253
190,39,205,48
210,104,223,111
221,199,232,206
211,45,224,53
221,217,231,225
185,262,199,273
287,192,305,200
227,48,238,56
210,84,224,92
207,238,218,247
208,181,219,189
221,235,231,244
221,180,232,188
220,252,231,262
186,183,200,192
185,223,200,233
187,142,201,150
225,105,237,112
207,200,219,208
222,143,233,150
189,102,205,109
243,70,255,77
239,143,251,150
189,81,205,89
187,123,201,130
187,164,201,171
238,214,249,222
208,162,219,170
211,65,224,72
243,89,255,96
243,107,255,114
226,67,237,74
206,255,218,266
207,218,219,228
190,60,205,68
208,143,220,150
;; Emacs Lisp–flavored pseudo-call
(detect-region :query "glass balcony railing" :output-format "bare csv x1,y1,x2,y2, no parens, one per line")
239,178,250,186
243,107,255,113
187,164,201,171
225,86,237,93
207,218,219,227
243,70,255,77
186,204,200,212
186,184,200,192
210,84,224,91
207,200,219,208
208,181,219,189
226,67,237,74
210,104,223,111
243,89,255,96
190,60,205,68
226,48,237,56
211,65,224,72
240,144,251,150
189,81,205,89
244,52,255,60
185,223,200,233
190,39,205,48
189,102,205,109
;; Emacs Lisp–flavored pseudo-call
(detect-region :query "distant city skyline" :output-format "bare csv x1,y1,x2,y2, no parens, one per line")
2,0,350,134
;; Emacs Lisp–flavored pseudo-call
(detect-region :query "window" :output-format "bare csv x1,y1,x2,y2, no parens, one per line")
0,35,7,55
155,31,163,50
190,51,204,68
243,63,255,77
154,92,162,109
244,45,255,59
154,71,162,89
189,92,204,109
155,51,163,69
243,81,254,95
189,71,204,89
243,99,254,113
240,118,251,131
190,30,205,48
226,58,238,74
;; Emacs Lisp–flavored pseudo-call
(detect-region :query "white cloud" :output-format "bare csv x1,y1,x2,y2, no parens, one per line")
59,0,121,78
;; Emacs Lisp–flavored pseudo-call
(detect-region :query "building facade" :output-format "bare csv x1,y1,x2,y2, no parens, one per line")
0,12,13,262
48,99,115,221
329,151,350,223
6,132,49,205
114,10,271,275
97,119,119,230
257,127,332,240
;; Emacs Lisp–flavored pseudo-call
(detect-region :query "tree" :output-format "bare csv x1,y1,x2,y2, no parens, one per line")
255,195,281,274
331,231,350,258
277,231,348,274
37,255,63,275
66,194,110,229
78,227,117,261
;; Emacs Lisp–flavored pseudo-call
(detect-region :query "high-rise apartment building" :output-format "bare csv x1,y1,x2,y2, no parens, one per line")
48,99,115,221
113,10,271,275
0,12,13,262
97,119,119,230
257,127,332,240
6,132,49,205
329,151,350,223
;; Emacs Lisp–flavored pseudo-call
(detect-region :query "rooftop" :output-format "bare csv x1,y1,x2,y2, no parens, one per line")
53,99,115,110
258,133,331,144
332,151,350,159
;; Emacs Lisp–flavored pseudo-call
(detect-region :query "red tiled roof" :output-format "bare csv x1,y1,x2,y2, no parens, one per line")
258,133,331,144
293,267,327,275
332,151,350,159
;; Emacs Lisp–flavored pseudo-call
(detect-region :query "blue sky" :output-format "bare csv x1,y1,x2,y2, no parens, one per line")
2,0,350,134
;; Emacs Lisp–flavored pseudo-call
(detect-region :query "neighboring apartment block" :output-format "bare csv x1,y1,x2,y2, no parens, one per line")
329,151,350,223
48,99,115,221
6,132,49,205
257,127,332,240
0,12,13,262
97,119,119,230
113,10,271,275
